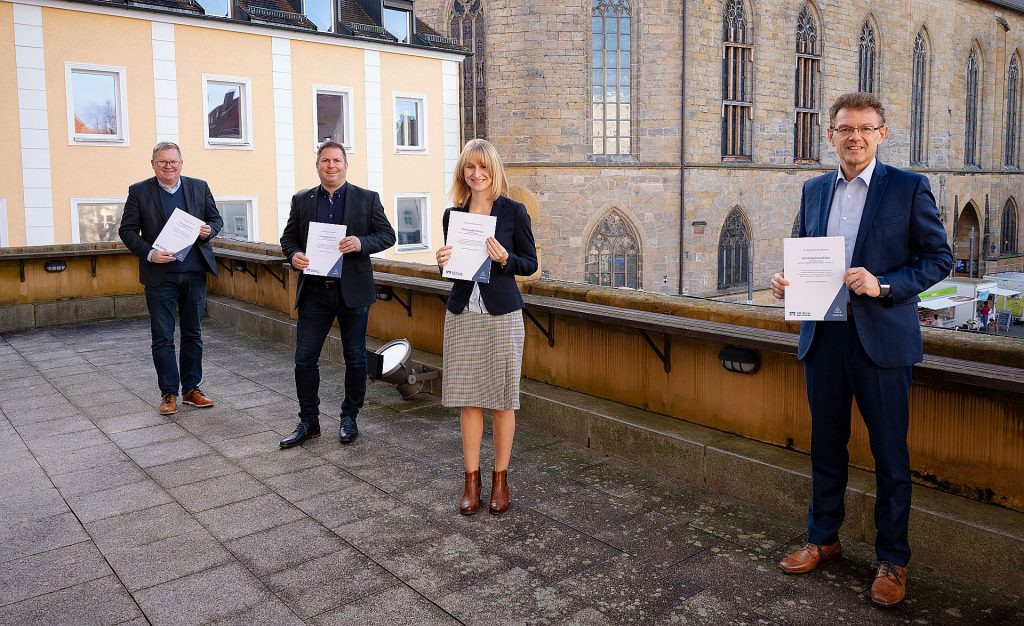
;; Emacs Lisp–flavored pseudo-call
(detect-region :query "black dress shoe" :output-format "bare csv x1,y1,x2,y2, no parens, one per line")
339,415,358,444
280,422,320,449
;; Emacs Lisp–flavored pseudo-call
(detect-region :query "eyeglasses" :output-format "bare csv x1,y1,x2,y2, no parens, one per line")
830,126,883,137
154,160,181,168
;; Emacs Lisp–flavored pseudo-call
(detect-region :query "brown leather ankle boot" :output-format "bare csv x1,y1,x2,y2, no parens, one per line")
459,470,481,515
489,469,509,515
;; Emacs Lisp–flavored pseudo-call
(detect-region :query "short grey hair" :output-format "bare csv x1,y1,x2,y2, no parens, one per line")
151,141,182,160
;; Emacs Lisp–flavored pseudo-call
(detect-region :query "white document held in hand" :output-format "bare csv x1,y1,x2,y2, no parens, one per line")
783,236,849,321
153,208,204,262
304,222,347,278
443,211,497,283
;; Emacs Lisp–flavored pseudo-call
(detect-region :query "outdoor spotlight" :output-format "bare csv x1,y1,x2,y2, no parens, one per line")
375,285,394,301
232,261,247,272
366,338,440,399
44,260,67,273
718,345,761,374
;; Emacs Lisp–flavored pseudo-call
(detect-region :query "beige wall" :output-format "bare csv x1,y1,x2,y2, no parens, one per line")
0,2,24,246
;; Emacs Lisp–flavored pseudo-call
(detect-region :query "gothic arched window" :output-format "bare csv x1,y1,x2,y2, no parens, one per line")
585,211,641,288
858,18,878,94
1002,198,1019,255
794,4,821,162
966,45,981,167
718,208,751,290
1006,55,1020,168
722,0,752,160
450,0,486,140
910,30,928,165
591,0,633,156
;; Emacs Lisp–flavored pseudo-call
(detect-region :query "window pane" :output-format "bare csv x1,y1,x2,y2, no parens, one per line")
395,98,420,147
78,203,123,243
305,0,333,32
619,138,630,153
219,201,250,241
72,71,119,136
316,92,345,143
207,82,242,140
195,0,228,17
397,197,424,246
384,7,411,43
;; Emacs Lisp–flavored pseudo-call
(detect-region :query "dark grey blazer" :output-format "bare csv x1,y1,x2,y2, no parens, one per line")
118,176,223,287
280,183,396,309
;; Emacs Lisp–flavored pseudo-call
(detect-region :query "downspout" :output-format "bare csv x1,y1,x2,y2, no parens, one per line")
678,0,687,295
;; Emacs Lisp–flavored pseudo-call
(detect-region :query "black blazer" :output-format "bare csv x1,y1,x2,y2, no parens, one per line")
443,195,538,315
280,183,396,309
119,176,223,287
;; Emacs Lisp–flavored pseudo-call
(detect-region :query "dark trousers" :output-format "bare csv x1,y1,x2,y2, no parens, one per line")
294,281,369,426
803,317,913,566
144,271,207,396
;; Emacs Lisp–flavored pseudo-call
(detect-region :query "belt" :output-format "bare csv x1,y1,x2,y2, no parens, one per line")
306,276,340,289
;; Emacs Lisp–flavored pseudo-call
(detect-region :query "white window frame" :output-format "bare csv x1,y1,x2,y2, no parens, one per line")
215,195,259,242
0,199,8,247
65,63,129,146
203,75,253,149
304,0,335,32
312,85,354,151
70,197,126,244
393,92,428,153
393,193,431,253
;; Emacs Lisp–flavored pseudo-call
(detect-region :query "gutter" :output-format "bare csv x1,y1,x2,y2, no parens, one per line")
678,0,687,295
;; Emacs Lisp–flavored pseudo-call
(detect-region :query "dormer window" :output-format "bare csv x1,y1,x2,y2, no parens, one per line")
383,0,413,43
305,0,334,32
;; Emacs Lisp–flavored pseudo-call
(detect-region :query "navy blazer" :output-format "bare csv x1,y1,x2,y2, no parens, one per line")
796,161,952,368
443,195,538,315
280,183,396,309
119,176,223,287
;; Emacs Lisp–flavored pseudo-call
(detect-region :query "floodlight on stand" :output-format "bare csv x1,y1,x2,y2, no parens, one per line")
718,345,761,374
366,338,440,399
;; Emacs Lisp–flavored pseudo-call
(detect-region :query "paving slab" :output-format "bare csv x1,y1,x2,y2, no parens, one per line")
0,576,142,626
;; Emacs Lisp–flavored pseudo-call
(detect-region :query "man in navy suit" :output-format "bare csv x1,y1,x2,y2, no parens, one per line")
119,142,223,416
279,141,396,449
771,93,952,607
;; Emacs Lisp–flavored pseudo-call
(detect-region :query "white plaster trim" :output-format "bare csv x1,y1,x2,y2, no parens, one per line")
364,50,384,196
0,199,8,247
152,22,179,143
272,37,294,236
441,60,459,204
14,3,53,245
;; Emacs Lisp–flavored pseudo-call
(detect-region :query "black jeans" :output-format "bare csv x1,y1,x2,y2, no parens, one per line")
294,280,369,426
144,271,207,396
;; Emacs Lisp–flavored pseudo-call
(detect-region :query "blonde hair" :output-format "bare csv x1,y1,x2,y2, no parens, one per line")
449,139,509,207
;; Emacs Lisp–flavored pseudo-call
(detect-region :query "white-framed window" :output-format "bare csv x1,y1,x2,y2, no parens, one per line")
70,198,125,244
65,63,129,145
216,196,258,242
203,75,253,148
305,0,334,32
0,199,8,248
394,194,430,252
394,93,427,152
383,0,413,43
195,0,229,17
313,86,353,149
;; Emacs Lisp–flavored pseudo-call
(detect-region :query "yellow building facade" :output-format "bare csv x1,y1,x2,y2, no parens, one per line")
0,0,465,266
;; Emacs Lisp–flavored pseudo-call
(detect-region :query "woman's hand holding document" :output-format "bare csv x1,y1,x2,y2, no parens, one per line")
304,222,347,278
153,208,204,261
783,236,849,321
442,211,497,283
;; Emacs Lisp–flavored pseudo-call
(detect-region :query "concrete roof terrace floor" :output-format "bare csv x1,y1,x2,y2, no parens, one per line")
0,318,1021,626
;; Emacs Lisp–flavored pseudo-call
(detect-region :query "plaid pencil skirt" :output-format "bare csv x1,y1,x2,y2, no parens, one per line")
441,309,525,410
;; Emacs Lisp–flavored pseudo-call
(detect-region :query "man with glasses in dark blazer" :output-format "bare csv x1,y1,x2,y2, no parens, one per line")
279,141,396,449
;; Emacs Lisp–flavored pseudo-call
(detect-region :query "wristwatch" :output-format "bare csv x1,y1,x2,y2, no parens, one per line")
877,276,891,299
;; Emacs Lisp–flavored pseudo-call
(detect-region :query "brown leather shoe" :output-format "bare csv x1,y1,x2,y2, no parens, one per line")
489,470,509,515
159,393,178,415
182,388,214,408
778,540,842,574
871,561,907,607
459,470,481,515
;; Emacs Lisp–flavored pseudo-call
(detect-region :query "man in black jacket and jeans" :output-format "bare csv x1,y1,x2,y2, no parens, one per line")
279,141,396,448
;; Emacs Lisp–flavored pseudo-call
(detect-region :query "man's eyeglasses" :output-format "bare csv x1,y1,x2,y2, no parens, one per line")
830,126,883,138
154,160,181,168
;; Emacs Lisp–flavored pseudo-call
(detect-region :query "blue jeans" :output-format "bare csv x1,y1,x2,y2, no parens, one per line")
144,271,207,396
294,281,369,425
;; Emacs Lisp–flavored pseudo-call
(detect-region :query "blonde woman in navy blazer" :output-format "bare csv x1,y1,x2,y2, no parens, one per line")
436,139,538,515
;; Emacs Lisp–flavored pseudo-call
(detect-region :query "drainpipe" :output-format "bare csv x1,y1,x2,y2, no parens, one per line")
678,0,687,295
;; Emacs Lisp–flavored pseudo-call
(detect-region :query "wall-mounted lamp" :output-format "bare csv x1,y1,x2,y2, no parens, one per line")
375,285,394,301
718,345,760,374
44,260,67,273
367,338,440,399
232,261,247,272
